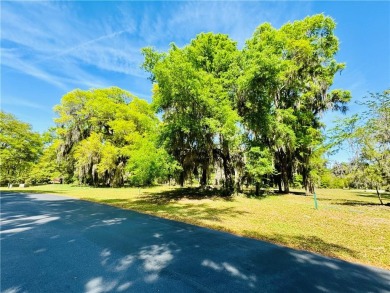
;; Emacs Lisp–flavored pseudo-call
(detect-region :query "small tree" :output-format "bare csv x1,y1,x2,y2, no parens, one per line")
245,147,274,196
330,90,389,204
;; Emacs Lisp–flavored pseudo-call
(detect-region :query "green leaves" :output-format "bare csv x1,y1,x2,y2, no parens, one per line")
53,87,163,186
245,147,274,182
126,139,177,186
0,111,43,184
142,32,241,189
329,90,390,196
238,14,349,193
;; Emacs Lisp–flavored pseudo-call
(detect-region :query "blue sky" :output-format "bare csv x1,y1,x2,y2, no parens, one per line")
1,1,389,162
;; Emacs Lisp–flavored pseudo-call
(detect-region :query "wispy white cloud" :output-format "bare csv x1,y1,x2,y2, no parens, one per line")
136,2,312,48
1,1,143,89
1,1,310,91
1,97,51,112
1,48,68,89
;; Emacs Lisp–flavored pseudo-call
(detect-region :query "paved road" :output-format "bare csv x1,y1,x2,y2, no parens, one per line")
1,192,389,293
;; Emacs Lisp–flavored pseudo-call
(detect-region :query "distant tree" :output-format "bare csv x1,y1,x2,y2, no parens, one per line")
0,111,42,184
28,139,62,184
330,90,389,204
245,147,274,196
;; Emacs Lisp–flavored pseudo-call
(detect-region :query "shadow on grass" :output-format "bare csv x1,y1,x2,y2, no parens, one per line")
242,189,309,198
96,197,249,223
241,188,287,200
244,232,359,260
337,201,390,207
356,192,390,200
141,187,232,204
319,197,389,207
288,190,308,196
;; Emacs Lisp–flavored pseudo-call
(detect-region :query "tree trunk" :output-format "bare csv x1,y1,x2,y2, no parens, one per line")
222,141,234,195
281,166,290,193
275,150,291,193
309,182,315,194
222,158,234,195
275,175,282,193
302,169,310,196
179,171,185,187
200,166,207,187
376,186,384,205
255,182,260,196
236,181,241,193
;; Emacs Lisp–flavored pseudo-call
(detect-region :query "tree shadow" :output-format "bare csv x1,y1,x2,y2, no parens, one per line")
337,200,390,207
253,233,359,260
240,188,287,200
288,190,307,196
95,197,249,223
2,191,390,293
356,192,390,201
318,197,389,207
138,187,232,204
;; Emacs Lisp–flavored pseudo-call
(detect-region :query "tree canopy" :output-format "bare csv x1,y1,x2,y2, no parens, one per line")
142,14,351,194
53,87,170,187
238,14,351,194
142,33,241,192
0,111,42,184
330,90,389,203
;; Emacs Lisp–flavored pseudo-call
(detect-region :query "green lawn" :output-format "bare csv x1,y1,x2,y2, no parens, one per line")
2,184,389,269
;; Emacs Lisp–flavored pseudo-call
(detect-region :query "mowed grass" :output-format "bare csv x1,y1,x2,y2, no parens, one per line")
2,184,389,269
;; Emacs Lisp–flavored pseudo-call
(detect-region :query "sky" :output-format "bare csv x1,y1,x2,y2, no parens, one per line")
1,1,389,162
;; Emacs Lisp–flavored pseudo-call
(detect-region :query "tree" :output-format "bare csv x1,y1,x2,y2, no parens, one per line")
245,147,274,196
330,90,389,204
142,33,241,194
28,139,62,184
54,87,160,187
0,111,42,184
126,138,180,186
238,14,351,193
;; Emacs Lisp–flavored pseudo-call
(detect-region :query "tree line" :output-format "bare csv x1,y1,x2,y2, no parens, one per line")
1,14,388,196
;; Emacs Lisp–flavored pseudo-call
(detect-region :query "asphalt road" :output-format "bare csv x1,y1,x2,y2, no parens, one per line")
1,192,389,293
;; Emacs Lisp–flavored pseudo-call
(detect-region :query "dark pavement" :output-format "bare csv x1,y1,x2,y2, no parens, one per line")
1,192,389,293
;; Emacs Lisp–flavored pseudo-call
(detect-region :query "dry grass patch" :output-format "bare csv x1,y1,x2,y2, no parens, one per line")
2,185,389,269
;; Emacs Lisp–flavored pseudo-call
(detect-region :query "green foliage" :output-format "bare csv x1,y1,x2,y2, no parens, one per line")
5,15,357,194
245,147,274,183
329,90,389,202
0,111,42,184
319,170,346,189
238,14,350,193
142,33,241,192
359,90,390,191
28,140,62,184
53,87,173,187
127,139,180,186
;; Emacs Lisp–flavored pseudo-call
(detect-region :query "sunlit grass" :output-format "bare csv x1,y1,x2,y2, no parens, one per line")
2,184,389,269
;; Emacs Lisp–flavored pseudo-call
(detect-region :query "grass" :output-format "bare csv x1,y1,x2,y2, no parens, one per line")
1,184,389,269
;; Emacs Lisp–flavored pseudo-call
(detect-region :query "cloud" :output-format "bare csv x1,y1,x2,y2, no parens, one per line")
1,1,311,91
1,48,68,89
136,2,312,48
1,1,143,89
1,97,51,112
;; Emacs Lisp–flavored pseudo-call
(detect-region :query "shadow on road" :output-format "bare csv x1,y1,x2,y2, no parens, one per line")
1,192,390,293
